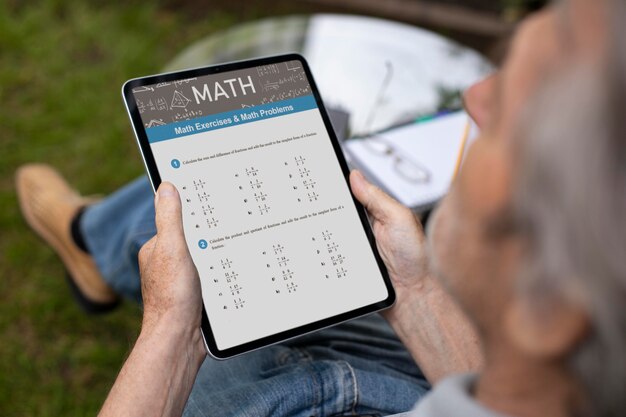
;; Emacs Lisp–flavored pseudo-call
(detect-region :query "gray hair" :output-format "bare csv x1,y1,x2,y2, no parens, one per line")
513,2,626,415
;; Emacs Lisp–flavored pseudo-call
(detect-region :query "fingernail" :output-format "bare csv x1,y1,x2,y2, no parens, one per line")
157,182,176,203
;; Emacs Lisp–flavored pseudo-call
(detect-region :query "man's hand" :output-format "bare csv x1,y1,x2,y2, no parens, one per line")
99,182,205,417
350,170,483,383
138,182,203,334
349,170,430,300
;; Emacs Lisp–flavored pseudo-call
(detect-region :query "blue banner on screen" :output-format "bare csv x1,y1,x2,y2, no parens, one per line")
146,95,318,143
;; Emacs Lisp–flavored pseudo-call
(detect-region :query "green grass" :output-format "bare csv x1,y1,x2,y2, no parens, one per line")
0,1,237,415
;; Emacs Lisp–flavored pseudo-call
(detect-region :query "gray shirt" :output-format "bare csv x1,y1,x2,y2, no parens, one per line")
390,374,510,417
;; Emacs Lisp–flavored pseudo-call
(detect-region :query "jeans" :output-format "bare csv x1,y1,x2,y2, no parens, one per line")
81,176,430,416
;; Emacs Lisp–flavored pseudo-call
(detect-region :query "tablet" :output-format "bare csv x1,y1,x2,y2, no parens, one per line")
122,54,394,359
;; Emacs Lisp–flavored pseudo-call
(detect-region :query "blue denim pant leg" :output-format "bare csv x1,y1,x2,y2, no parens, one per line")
80,176,156,303
184,314,429,417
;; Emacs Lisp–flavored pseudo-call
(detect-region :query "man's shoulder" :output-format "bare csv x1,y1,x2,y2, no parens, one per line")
391,373,510,417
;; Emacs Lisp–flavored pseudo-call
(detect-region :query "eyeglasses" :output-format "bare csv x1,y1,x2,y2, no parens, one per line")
361,135,431,184
360,117,472,184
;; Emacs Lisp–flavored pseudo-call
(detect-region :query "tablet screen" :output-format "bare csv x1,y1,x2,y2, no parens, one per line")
127,57,391,355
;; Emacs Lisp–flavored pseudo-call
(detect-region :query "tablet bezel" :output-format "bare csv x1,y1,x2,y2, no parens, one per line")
122,53,395,359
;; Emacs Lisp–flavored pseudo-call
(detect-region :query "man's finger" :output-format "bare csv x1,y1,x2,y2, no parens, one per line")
138,236,157,268
154,182,185,241
349,170,406,223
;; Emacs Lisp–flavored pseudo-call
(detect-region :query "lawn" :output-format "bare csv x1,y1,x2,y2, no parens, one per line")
0,1,239,415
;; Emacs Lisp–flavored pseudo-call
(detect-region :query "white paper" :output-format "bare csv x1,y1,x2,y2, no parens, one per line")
344,111,479,208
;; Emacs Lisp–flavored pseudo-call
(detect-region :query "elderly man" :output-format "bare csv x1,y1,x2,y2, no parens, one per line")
16,0,625,415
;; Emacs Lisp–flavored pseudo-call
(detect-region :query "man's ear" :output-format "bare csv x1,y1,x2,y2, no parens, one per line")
504,293,589,359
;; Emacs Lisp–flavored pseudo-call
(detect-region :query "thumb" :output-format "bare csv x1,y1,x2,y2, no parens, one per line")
350,170,405,224
154,182,185,240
